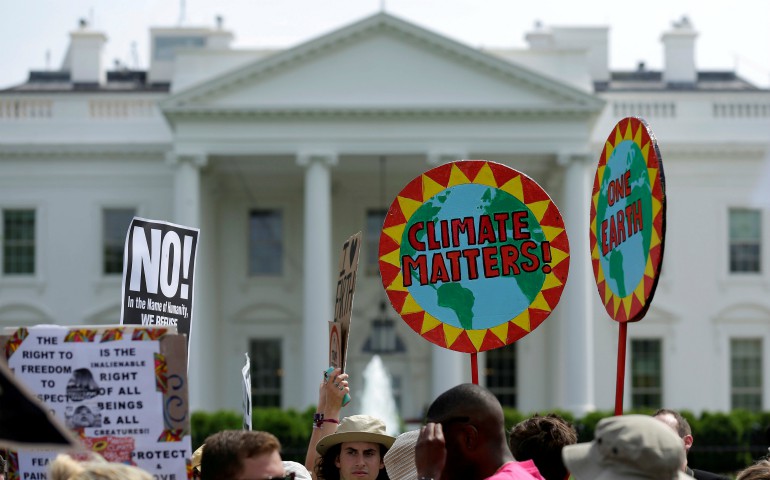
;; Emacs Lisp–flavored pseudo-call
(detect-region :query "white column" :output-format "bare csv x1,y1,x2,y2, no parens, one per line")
431,346,469,399
298,152,337,409
169,153,214,412
425,151,471,399
559,153,596,415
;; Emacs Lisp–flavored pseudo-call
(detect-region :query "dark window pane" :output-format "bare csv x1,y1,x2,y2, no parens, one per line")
631,339,662,409
485,343,516,408
103,208,136,274
366,209,387,275
729,209,761,273
3,209,35,275
249,210,283,276
731,339,762,411
249,339,282,408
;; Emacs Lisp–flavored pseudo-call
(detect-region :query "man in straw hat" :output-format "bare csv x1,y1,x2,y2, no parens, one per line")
416,383,544,480
315,414,395,480
561,414,691,480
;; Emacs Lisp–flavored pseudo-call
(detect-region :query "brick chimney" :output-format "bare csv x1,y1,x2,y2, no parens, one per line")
661,16,697,85
61,18,108,84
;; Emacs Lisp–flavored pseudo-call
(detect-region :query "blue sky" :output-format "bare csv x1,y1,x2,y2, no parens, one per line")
2,0,769,89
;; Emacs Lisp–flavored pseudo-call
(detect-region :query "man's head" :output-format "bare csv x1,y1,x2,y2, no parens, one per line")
562,414,690,480
201,430,287,480
315,415,394,480
653,408,693,470
509,414,577,480
425,384,511,480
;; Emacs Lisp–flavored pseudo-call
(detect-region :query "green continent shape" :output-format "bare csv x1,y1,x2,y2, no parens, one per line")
608,249,626,297
437,283,476,330
480,188,546,303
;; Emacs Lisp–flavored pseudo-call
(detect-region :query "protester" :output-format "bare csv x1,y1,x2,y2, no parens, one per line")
305,367,351,475
562,414,689,480
736,459,770,480
314,415,395,480
201,429,309,480
509,414,577,480
653,408,729,480
383,430,419,480
49,454,152,480
415,383,544,480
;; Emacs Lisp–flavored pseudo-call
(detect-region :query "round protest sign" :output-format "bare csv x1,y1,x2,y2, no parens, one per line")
378,160,569,353
590,117,666,322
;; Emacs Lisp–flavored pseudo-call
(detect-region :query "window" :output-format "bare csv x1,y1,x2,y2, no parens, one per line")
729,208,761,273
103,208,135,275
3,209,35,275
249,339,282,407
248,210,283,276
731,338,762,411
153,36,206,61
366,209,387,275
485,343,516,407
631,339,662,409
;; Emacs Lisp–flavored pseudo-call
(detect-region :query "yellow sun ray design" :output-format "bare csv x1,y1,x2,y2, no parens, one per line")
590,117,665,323
379,160,569,352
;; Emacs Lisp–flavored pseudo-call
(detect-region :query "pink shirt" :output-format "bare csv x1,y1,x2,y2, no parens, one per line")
485,460,546,480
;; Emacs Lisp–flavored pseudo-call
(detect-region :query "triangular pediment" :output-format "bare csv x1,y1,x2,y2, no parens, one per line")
161,13,603,116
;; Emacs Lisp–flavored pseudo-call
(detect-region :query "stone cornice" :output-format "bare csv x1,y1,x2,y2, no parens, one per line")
163,105,602,121
0,143,171,158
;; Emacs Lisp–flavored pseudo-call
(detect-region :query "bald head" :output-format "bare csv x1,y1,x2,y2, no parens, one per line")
426,383,504,424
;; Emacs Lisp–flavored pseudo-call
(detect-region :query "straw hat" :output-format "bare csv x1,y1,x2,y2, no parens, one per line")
315,415,395,455
383,430,419,480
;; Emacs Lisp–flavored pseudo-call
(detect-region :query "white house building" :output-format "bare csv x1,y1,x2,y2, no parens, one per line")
1,12,769,420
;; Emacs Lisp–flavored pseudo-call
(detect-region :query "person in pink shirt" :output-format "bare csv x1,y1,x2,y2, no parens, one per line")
415,383,545,480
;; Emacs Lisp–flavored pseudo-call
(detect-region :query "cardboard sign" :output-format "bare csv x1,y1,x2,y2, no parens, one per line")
328,322,342,370
242,353,252,431
589,117,666,322
121,217,200,345
0,360,80,451
379,160,570,353
333,232,361,371
3,325,191,479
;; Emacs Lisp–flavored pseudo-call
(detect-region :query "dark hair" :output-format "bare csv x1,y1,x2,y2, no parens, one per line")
316,443,389,480
509,414,577,480
653,409,691,438
201,430,281,480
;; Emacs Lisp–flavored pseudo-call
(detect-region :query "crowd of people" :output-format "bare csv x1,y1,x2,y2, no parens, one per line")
22,367,770,480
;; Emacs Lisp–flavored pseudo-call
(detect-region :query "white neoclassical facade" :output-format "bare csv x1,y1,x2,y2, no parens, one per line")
1,12,769,420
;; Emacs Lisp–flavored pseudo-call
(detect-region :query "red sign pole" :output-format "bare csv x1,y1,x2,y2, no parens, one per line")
614,322,628,415
470,352,479,385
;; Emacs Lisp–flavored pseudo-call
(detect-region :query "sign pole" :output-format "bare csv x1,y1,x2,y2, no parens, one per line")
470,353,479,385
614,322,628,415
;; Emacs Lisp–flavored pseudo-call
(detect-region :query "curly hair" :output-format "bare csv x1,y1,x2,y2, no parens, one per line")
737,459,770,480
508,414,577,480
201,430,281,480
315,444,389,480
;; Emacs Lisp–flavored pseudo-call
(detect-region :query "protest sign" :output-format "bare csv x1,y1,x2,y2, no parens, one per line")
589,117,666,414
0,360,80,451
379,160,570,354
3,325,191,479
121,217,199,346
328,322,342,370
242,353,252,431
590,116,666,323
333,232,361,372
